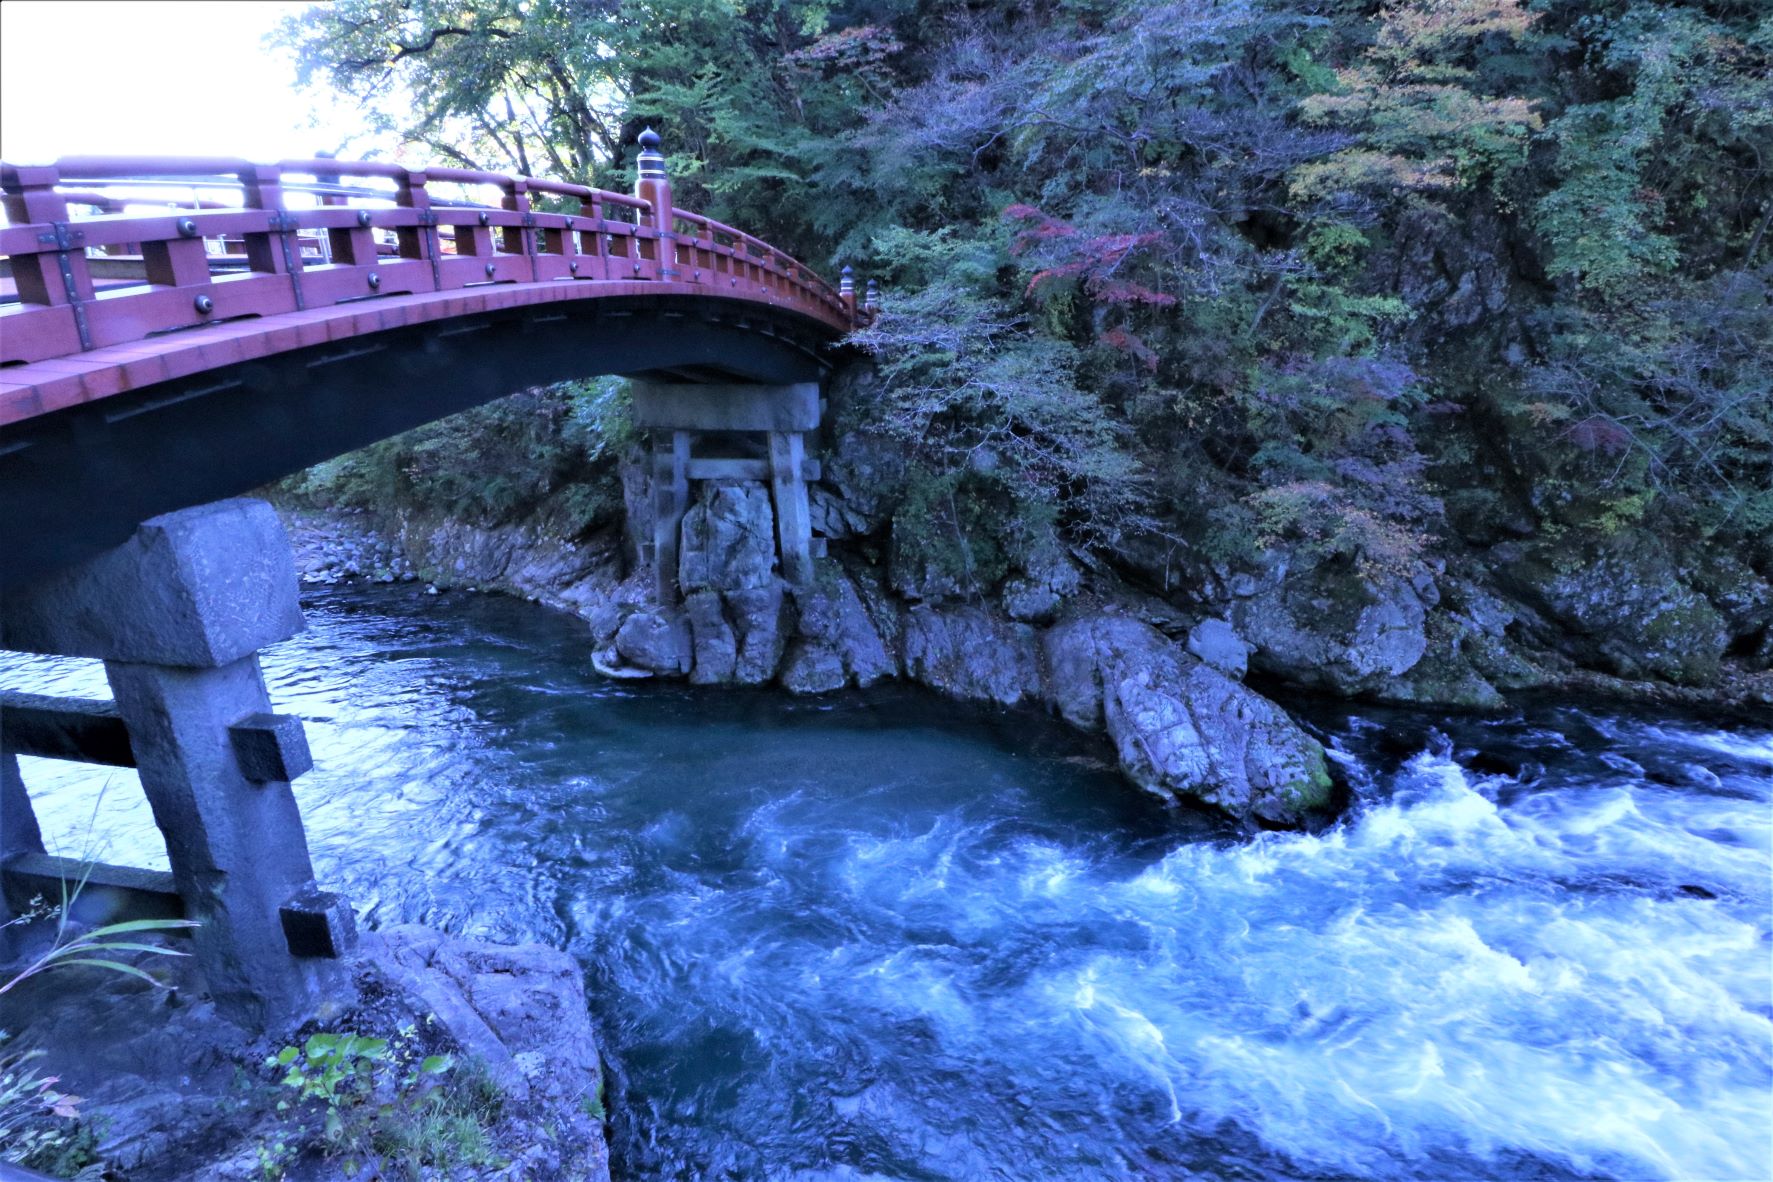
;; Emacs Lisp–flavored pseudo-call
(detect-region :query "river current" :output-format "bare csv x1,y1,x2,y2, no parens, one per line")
7,587,1771,1182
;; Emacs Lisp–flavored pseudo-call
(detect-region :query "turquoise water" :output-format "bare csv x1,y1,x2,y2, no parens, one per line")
9,587,1771,1181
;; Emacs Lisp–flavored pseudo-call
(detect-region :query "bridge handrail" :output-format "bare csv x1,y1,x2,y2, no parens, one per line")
1,141,863,367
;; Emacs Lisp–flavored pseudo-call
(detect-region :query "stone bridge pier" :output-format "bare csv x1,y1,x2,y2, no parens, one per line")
1,499,352,1028
633,379,822,602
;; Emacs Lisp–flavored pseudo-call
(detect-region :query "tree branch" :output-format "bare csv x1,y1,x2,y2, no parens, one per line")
339,25,512,71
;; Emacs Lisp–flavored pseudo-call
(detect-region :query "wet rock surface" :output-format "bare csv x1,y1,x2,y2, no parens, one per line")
274,410,1773,825
1228,558,1433,697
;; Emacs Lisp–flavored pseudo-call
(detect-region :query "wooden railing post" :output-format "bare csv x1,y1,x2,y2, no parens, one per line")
839,265,855,318
240,163,307,310
396,168,444,291
1,163,95,349
634,127,676,281
499,177,536,279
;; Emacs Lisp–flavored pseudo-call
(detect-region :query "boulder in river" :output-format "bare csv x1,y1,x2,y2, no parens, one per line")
614,605,692,676
1228,556,1432,697
1044,615,1333,825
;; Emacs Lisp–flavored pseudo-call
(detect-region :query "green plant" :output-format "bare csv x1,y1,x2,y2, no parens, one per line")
258,1023,500,1180
580,1074,606,1123
1,872,196,1173
0,912,196,998
0,1033,85,1171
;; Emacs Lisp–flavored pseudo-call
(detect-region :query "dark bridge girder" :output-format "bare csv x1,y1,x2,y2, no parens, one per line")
0,293,840,590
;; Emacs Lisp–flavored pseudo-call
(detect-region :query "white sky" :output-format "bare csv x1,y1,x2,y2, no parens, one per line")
0,0,381,163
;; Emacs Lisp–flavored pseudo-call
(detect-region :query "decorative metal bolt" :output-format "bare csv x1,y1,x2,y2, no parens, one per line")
357,209,372,227
478,211,490,226
193,294,214,314
177,218,199,237
367,271,381,289
570,260,580,273
484,262,496,277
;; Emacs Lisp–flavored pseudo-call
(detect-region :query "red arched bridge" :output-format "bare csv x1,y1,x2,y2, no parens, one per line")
0,134,867,588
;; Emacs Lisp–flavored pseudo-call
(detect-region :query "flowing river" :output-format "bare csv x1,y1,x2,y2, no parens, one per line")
7,587,1771,1182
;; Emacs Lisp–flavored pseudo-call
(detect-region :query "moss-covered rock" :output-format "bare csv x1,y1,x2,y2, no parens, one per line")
1227,554,1432,696
1493,534,1729,686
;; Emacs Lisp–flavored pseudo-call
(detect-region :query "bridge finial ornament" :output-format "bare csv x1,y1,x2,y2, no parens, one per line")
637,127,666,179
633,127,675,277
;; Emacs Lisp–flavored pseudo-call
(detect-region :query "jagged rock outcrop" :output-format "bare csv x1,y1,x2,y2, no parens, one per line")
903,604,1043,706
728,584,793,685
685,590,738,684
1043,615,1333,825
781,566,896,693
1493,535,1731,686
370,927,605,1129
679,482,777,593
1002,536,1084,625
1228,557,1433,696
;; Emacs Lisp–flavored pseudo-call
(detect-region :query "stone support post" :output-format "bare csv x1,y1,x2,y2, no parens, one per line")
767,431,813,586
630,380,822,595
652,430,690,603
1,498,340,1026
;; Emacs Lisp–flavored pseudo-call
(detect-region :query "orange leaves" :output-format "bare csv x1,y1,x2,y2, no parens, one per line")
1291,0,1541,198
1100,328,1159,371
1003,204,1173,306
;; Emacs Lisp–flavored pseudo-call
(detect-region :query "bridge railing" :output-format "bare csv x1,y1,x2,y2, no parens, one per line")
0,142,858,367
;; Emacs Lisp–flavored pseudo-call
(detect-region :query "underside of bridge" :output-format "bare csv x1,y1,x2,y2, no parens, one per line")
0,293,839,591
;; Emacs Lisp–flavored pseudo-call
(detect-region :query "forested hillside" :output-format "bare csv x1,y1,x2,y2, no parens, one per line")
278,0,1773,701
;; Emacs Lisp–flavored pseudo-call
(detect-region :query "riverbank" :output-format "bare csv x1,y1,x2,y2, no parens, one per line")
276,495,1773,829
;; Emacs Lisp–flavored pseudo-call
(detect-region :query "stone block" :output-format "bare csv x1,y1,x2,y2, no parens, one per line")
630,381,820,432
280,886,358,959
228,713,314,783
3,499,304,668
3,851,184,926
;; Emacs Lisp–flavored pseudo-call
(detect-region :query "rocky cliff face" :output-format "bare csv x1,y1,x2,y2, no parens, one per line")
556,468,1334,827
277,368,1771,828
